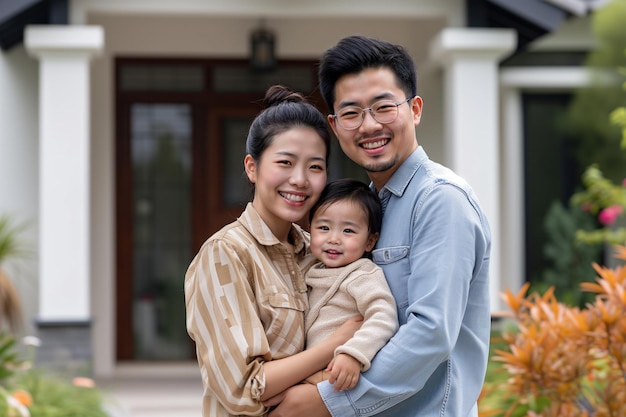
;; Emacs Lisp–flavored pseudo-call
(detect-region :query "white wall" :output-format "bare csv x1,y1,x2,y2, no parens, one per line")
0,45,39,337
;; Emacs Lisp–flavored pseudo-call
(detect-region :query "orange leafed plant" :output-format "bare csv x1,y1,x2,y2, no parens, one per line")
482,244,626,417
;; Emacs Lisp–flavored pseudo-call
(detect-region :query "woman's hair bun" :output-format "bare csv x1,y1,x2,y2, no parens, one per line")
262,85,307,109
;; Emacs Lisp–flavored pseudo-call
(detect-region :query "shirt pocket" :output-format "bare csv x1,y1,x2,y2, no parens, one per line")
265,292,307,353
371,246,410,314
372,246,409,264
268,292,307,310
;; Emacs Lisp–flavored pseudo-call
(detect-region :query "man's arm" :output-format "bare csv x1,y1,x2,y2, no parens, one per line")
270,185,489,417
324,185,488,416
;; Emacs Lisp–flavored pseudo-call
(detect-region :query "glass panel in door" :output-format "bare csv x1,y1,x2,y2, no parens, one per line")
131,103,192,360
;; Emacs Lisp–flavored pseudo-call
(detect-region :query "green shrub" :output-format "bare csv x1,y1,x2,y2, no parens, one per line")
538,201,602,307
0,333,109,417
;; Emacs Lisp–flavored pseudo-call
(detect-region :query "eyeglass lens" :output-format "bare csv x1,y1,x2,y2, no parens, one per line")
335,98,411,130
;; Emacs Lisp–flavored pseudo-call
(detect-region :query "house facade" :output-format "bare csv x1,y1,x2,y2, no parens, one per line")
0,0,605,377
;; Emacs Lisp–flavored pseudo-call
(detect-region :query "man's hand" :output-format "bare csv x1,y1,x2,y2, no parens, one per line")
265,383,331,417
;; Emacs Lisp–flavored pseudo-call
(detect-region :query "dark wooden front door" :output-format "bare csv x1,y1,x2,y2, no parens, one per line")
115,58,320,361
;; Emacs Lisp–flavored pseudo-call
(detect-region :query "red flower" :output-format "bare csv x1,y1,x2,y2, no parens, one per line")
598,205,623,226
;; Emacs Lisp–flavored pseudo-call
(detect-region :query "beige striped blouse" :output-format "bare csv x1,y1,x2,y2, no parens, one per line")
185,203,316,417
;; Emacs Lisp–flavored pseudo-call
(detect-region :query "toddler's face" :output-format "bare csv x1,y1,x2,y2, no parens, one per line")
310,200,378,268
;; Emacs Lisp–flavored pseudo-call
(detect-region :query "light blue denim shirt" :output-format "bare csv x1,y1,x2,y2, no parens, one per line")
319,146,491,417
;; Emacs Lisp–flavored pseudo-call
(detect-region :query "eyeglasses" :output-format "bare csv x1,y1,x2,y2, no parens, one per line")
332,97,413,130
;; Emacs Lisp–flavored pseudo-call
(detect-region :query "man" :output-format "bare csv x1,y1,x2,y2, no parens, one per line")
266,35,492,417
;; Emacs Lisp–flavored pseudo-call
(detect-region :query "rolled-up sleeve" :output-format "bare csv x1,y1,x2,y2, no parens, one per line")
334,266,398,371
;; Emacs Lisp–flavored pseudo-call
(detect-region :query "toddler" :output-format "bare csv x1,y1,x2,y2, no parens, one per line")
304,178,398,391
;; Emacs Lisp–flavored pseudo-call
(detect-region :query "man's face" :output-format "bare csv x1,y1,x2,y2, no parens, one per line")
328,67,423,190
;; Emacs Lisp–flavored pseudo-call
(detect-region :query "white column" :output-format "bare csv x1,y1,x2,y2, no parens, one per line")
430,28,516,312
500,87,525,300
25,26,104,321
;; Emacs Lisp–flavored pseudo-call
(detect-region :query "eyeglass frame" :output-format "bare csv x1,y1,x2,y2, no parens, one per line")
331,97,414,130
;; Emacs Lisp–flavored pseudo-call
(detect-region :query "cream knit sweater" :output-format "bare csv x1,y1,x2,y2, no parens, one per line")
305,258,399,370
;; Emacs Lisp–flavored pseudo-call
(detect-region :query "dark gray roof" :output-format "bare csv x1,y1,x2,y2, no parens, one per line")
0,0,67,50
468,0,601,51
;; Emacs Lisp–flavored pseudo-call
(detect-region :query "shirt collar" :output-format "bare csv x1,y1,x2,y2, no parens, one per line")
237,203,307,254
375,146,428,198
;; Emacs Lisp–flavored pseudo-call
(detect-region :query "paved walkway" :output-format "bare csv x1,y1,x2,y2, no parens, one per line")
96,363,203,417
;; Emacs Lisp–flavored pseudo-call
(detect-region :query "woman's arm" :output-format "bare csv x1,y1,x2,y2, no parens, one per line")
186,236,362,413
185,238,273,415
261,316,362,401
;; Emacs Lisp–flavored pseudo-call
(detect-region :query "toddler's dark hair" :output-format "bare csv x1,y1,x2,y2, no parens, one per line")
309,178,382,236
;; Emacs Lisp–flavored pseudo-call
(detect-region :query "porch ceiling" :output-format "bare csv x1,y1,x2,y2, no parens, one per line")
0,0,605,52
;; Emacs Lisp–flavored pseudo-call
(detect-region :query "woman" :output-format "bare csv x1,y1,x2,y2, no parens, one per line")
185,85,360,417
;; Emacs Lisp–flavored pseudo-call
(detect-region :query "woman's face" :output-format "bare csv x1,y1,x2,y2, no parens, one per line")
245,126,328,241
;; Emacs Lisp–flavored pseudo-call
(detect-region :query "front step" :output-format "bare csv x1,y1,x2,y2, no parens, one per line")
97,363,203,417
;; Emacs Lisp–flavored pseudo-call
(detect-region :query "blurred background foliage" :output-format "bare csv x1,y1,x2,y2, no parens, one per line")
536,0,626,307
